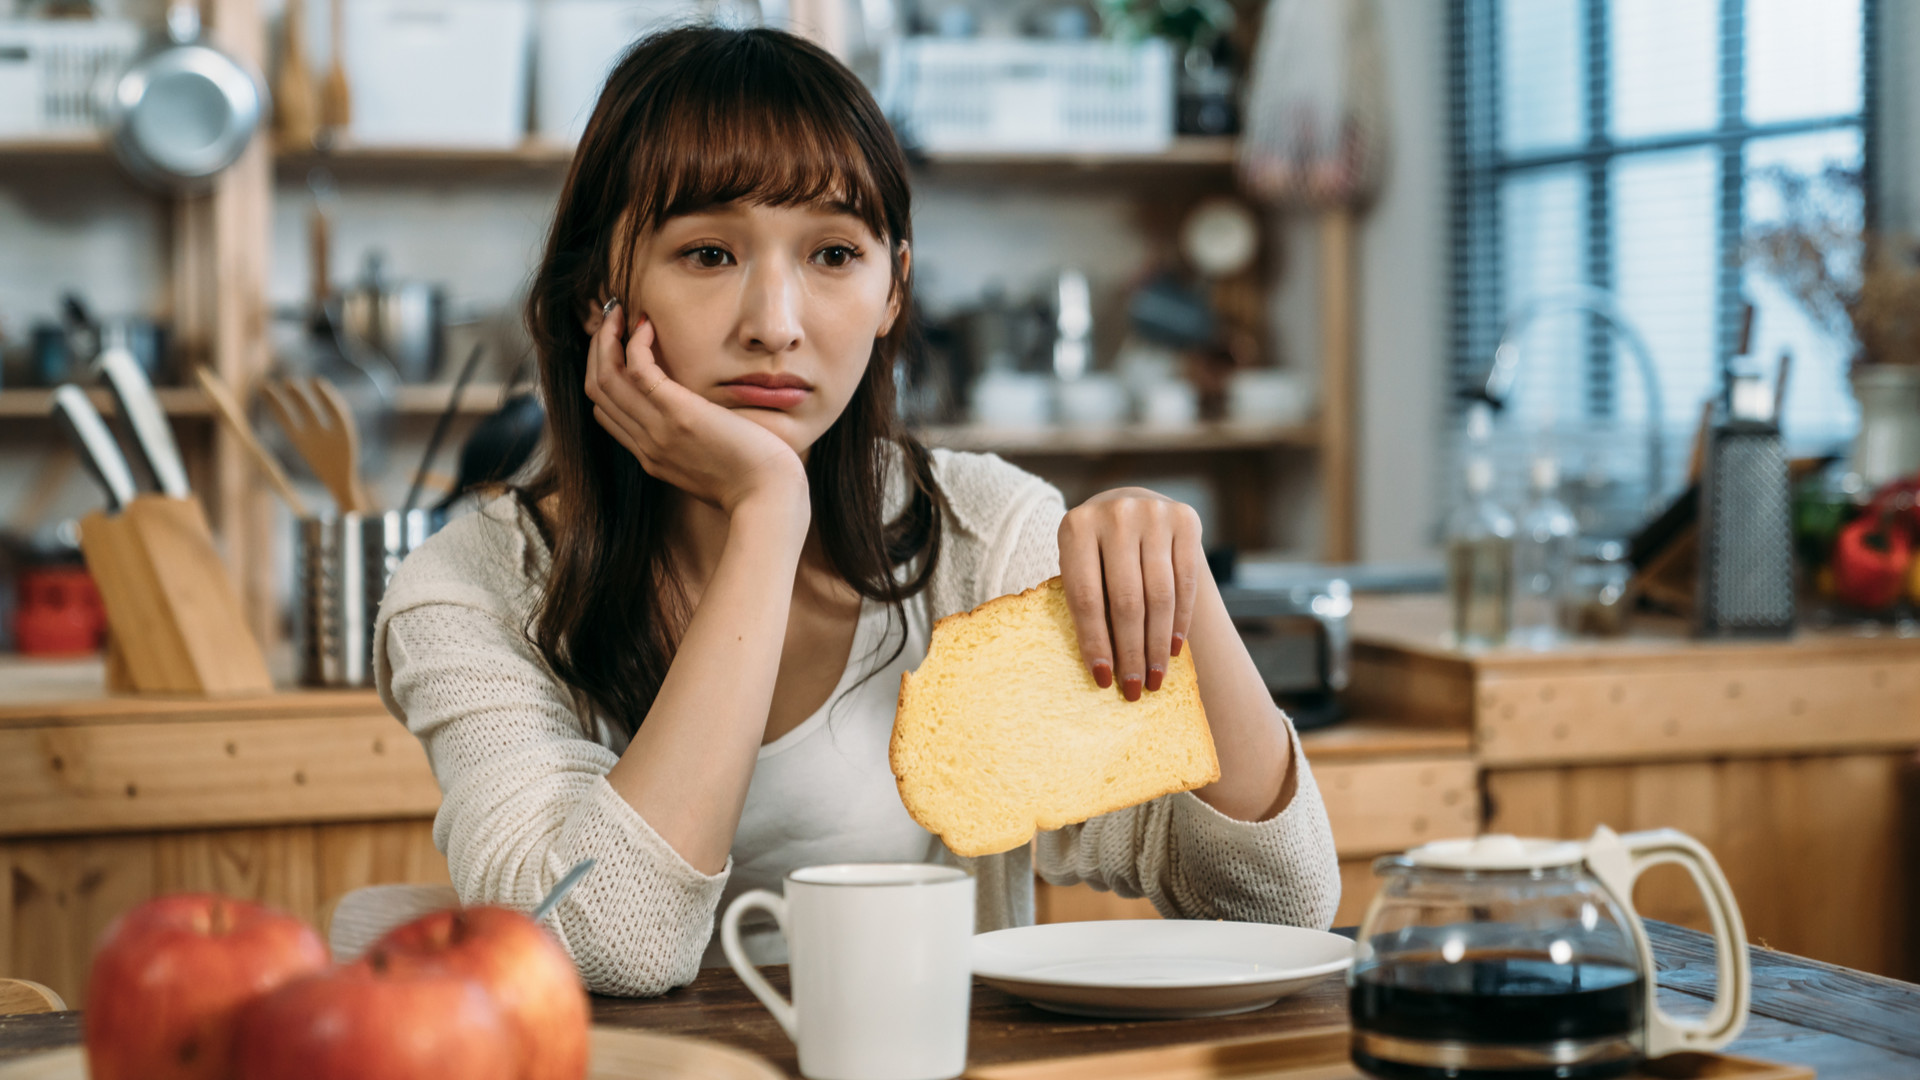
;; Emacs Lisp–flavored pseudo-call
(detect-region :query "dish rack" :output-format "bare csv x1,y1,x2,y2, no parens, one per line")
0,18,142,139
879,37,1174,154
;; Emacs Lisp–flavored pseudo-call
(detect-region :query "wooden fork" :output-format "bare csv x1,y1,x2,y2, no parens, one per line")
260,376,376,513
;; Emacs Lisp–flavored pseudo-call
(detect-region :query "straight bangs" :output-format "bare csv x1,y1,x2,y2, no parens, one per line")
607,31,903,300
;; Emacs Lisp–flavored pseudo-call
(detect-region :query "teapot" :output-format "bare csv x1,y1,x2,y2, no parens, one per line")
1350,827,1751,1079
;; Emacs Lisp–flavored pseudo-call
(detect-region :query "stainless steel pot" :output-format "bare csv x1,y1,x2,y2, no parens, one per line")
340,252,446,383
105,0,267,192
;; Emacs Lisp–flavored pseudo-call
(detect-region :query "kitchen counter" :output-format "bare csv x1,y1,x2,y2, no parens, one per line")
5,605,1912,1001
1340,595,1920,982
0,659,448,1008
0,658,1475,1006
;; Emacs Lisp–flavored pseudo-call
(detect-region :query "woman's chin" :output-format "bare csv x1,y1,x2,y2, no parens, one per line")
734,407,824,456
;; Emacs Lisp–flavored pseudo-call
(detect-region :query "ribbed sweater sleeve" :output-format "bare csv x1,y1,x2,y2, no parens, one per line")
985,484,1343,931
375,513,728,996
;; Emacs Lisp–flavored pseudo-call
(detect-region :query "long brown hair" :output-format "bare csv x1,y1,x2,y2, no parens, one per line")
517,25,944,737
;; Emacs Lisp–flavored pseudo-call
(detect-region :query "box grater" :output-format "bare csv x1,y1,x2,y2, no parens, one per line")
1696,376,1795,637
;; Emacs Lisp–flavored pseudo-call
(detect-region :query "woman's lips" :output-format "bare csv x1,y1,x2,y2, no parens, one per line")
719,382,811,410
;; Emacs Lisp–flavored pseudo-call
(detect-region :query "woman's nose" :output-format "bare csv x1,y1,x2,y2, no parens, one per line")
738,264,803,354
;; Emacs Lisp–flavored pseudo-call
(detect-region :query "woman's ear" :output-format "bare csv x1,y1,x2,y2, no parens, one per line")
878,241,912,338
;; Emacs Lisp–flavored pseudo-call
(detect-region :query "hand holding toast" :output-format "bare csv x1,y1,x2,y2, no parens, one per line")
584,300,809,518
1057,488,1205,702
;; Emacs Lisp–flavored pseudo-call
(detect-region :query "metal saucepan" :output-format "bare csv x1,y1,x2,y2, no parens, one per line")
105,0,267,191
340,252,446,384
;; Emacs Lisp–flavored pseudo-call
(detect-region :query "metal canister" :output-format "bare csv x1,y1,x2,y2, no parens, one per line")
297,509,438,687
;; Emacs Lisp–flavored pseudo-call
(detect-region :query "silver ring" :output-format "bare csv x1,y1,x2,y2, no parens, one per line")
602,297,619,316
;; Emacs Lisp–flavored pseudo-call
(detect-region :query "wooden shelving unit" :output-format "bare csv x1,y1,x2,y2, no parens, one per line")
0,382,510,420
915,420,1318,456
4,12,1356,643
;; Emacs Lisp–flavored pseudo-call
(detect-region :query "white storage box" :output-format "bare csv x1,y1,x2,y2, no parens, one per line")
535,0,691,143
0,18,142,139
879,37,1173,154
344,0,533,148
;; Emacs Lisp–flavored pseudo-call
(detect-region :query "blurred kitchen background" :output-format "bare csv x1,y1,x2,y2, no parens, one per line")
0,0,1912,669
14,0,1920,1000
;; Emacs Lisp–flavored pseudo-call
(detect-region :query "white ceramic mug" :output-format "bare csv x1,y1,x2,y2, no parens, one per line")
722,863,976,1080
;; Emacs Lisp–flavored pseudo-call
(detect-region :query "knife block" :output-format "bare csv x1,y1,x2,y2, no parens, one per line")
77,494,273,695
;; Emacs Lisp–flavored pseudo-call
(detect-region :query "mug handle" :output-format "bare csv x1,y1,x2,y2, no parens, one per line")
1585,826,1752,1058
721,889,797,1042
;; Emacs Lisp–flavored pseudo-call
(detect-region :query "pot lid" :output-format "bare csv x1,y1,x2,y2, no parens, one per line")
1403,834,1585,871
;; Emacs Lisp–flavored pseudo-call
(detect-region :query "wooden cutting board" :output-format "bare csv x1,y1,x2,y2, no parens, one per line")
0,1026,785,1080
966,1025,1814,1080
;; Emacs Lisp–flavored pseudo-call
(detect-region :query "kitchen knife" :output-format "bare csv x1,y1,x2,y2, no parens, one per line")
51,385,137,511
95,337,191,498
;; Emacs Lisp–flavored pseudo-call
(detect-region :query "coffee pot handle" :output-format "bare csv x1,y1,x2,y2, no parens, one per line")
1585,826,1751,1058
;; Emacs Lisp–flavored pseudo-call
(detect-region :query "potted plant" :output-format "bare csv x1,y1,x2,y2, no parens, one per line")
1747,163,1920,488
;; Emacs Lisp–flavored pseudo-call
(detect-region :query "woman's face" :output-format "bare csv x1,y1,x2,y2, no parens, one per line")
619,201,905,455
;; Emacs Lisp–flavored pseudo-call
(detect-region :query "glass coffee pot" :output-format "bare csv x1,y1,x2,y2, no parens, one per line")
1350,827,1751,1080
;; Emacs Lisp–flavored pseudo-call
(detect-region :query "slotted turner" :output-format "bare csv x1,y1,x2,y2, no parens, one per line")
261,375,375,513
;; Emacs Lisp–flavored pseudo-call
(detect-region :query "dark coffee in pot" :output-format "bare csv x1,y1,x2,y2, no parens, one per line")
1350,952,1644,1080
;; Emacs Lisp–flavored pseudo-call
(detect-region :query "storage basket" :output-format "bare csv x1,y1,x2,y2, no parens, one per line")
0,19,142,139
534,0,690,143
342,0,532,148
879,37,1173,154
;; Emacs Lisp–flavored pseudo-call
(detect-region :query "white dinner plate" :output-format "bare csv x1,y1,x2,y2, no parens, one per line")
972,920,1354,1019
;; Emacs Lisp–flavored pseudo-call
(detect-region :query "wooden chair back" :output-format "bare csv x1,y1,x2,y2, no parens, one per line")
326,883,460,963
0,979,66,1015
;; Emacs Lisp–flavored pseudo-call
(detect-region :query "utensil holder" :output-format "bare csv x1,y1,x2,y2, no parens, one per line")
298,509,437,687
78,494,273,695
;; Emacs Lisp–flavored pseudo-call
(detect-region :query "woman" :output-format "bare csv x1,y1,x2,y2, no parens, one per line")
374,25,1338,997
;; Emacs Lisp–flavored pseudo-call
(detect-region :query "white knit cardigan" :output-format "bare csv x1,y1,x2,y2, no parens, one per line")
373,448,1340,997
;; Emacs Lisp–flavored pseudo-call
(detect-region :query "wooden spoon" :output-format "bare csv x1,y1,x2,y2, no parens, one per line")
195,366,310,517
261,376,374,513
321,0,352,132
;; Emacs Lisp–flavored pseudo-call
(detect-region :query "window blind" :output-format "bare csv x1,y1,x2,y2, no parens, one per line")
1447,0,1871,538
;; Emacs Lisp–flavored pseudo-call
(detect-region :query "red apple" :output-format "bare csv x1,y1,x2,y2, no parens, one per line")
366,906,590,1080
231,963,517,1080
85,893,330,1080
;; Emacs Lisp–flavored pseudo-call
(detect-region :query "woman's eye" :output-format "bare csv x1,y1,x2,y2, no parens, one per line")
686,246,732,268
813,245,859,268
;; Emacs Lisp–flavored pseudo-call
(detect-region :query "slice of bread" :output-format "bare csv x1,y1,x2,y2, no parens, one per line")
891,576,1220,858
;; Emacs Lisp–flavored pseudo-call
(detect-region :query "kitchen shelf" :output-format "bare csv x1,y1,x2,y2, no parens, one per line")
0,382,509,420
913,137,1238,170
0,386,211,420
272,136,1243,181
0,135,110,157
914,420,1318,456
275,137,578,181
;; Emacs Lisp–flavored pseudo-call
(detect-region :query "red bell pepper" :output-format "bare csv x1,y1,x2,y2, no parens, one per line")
1832,513,1912,611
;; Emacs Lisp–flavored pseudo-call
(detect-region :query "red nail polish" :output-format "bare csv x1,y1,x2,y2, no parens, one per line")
1091,659,1113,689
1146,666,1164,693
1171,633,1185,657
1122,674,1142,702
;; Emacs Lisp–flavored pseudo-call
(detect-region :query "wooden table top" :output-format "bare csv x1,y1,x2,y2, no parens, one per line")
4,923,1915,1077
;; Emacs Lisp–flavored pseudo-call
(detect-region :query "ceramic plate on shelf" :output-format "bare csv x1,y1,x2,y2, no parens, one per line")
972,919,1354,1019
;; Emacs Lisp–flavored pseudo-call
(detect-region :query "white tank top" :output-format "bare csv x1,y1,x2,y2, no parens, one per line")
699,590,941,967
